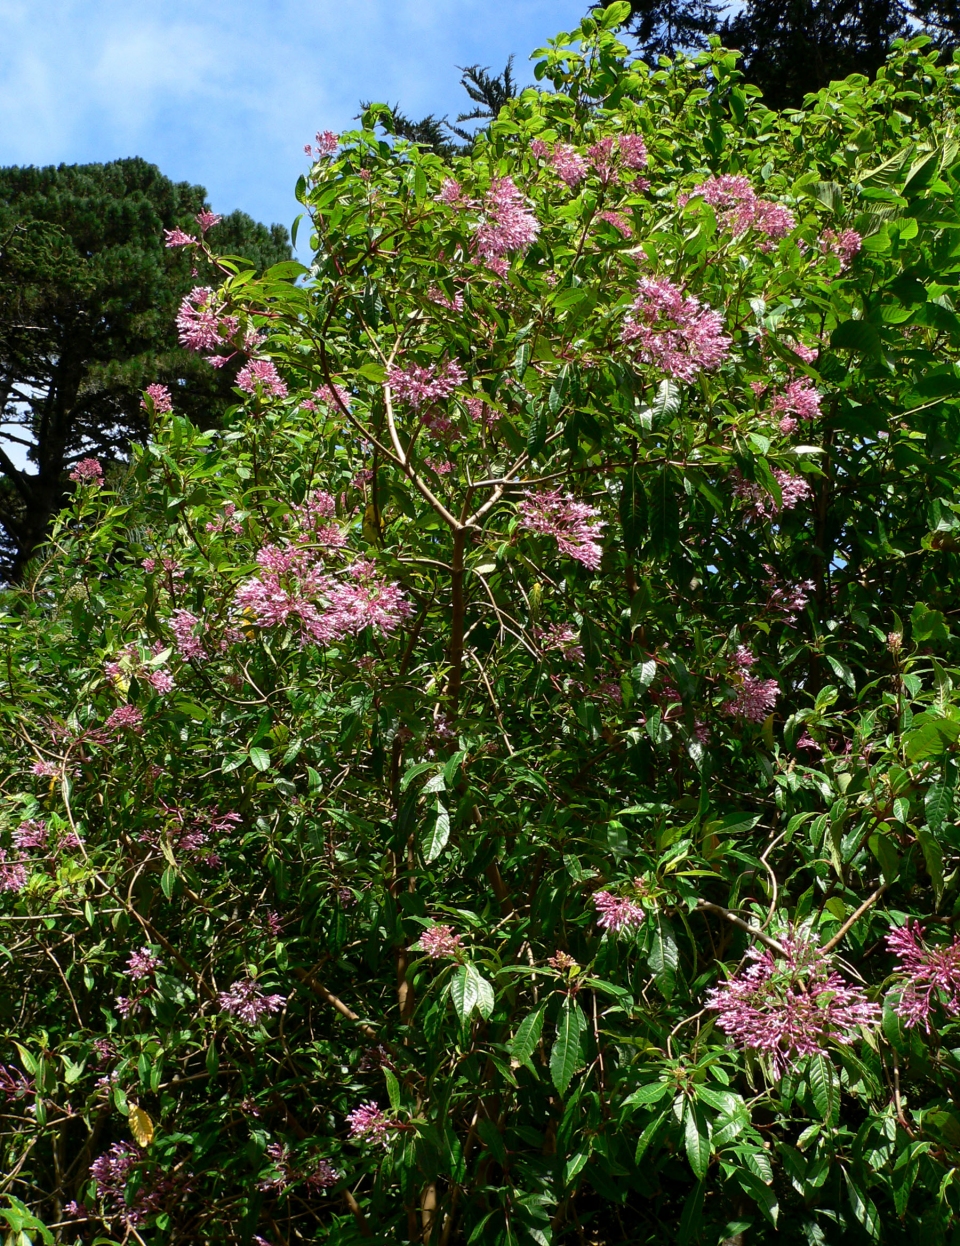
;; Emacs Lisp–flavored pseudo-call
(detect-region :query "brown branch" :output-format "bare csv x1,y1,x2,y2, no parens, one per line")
291,967,378,1038
696,901,788,955
821,881,890,954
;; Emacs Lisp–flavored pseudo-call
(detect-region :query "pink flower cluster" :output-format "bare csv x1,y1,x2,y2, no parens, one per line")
707,937,879,1075
537,623,584,662
887,922,960,1031
474,177,540,264
550,143,588,187
170,609,206,661
104,704,144,736
687,175,796,240
771,377,821,433
594,887,645,934
69,457,103,485
733,468,812,520
89,1145,177,1228
196,210,222,232
175,286,240,359
260,1142,340,1192
237,358,288,400
127,947,163,980
305,383,352,412
164,227,197,248
598,210,633,238
105,642,175,697
724,647,779,722
236,547,411,648
218,978,286,1025
622,277,730,382
14,819,46,849
436,178,463,205
428,285,465,312
346,1101,396,1146
416,925,463,959
305,130,339,159
0,850,27,892
519,490,604,570
820,229,862,270
387,360,465,411
763,567,814,622
532,133,646,187
141,383,173,414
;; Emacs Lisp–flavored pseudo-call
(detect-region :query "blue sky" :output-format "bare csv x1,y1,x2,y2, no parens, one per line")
0,0,590,252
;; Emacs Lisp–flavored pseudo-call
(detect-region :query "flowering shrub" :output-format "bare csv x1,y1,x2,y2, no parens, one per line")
5,7,960,1244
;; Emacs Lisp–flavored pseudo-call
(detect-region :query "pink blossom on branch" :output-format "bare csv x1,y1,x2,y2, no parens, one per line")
104,705,144,735
550,143,588,187
732,468,812,520
387,360,465,410
820,228,862,270
687,175,796,239
195,210,222,232
594,888,645,933
618,133,648,170
141,383,173,414
887,921,960,1031
474,176,540,262
170,609,206,661
163,227,197,248
771,377,821,425
69,458,103,485
218,978,286,1025
416,925,463,959
622,277,730,382
236,358,288,399
518,490,605,570
347,1101,396,1146
706,937,879,1074
598,210,633,239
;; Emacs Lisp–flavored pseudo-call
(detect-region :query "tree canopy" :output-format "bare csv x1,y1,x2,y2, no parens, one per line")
6,6,960,1245
0,157,290,577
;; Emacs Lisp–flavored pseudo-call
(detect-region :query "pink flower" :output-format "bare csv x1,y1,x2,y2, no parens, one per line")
790,341,819,364
530,138,549,159
887,922,960,1031
218,978,286,1025
105,705,144,735
594,889,645,933
69,457,103,485
127,948,162,979
141,383,173,414
550,143,588,187
141,558,156,572
436,178,463,205
305,1158,340,1190
170,609,206,661
622,277,730,381
195,210,222,232
427,286,465,312
598,210,632,238
519,490,605,570
175,286,238,355
14,819,47,849
771,377,821,423
820,228,861,270
416,925,463,959
724,650,778,722
164,227,197,248
474,176,540,261
537,623,584,662
387,360,465,410
31,760,60,779
237,358,288,399
346,1101,395,1146
764,569,814,622
732,469,812,520
315,129,338,154
587,137,618,185
618,133,648,170
0,850,27,892
706,937,879,1075
687,176,796,239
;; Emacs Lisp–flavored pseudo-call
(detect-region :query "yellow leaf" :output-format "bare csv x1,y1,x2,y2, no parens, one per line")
129,1105,154,1147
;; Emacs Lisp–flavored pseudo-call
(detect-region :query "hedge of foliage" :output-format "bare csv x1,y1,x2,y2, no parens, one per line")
5,7,960,1243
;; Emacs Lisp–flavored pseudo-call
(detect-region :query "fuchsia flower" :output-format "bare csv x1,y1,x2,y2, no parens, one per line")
346,1101,396,1146
387,360,465,410
550,143,588,187
771,377,821,426
474,176,540,263
315,130,338,155
0,851,27,892
436,178,463,205
69,457,104,485
587,136,618,184
733,469,812,520
218,978,286,1025
622,277,730,382
887,922,960,1031
820,228,862,270
519,490,604,569
163,227,197,248
104,705,144,735
618,133,648,170
127,948,162,980
536,623,584,662
195,210,222,231
141,384,173,414
598,210,633,238
416,925,463,959
170,609,206,661
594,888,645,933
724,647,779,722
237,358,288,399
687,175,796,239
175,286,239,355
707,936,879,1075
14,819,47,849
529,138,549,159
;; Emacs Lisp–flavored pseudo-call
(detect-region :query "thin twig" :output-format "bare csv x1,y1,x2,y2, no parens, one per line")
696,901,787,955
821,882,890,954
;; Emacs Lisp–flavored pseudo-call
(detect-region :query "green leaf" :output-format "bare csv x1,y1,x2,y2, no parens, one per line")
450,963,480,1027
550,998,587,1096
619,467,648,550
384,1068,401,1112
676,1180,705,1245
510,1006,546,1070
831,319,881,357
843,1168,881,1240
623,1080,672,1110
683,1102,712,1179
807,1054,838,1124
248,746,271,772
647,918,679,999
648,469,680,556
926,781,953,833
422,801,450,863
918,827,944,905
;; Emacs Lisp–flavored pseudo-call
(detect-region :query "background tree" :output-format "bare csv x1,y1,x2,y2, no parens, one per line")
617,0,960,106
0,157,290,577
